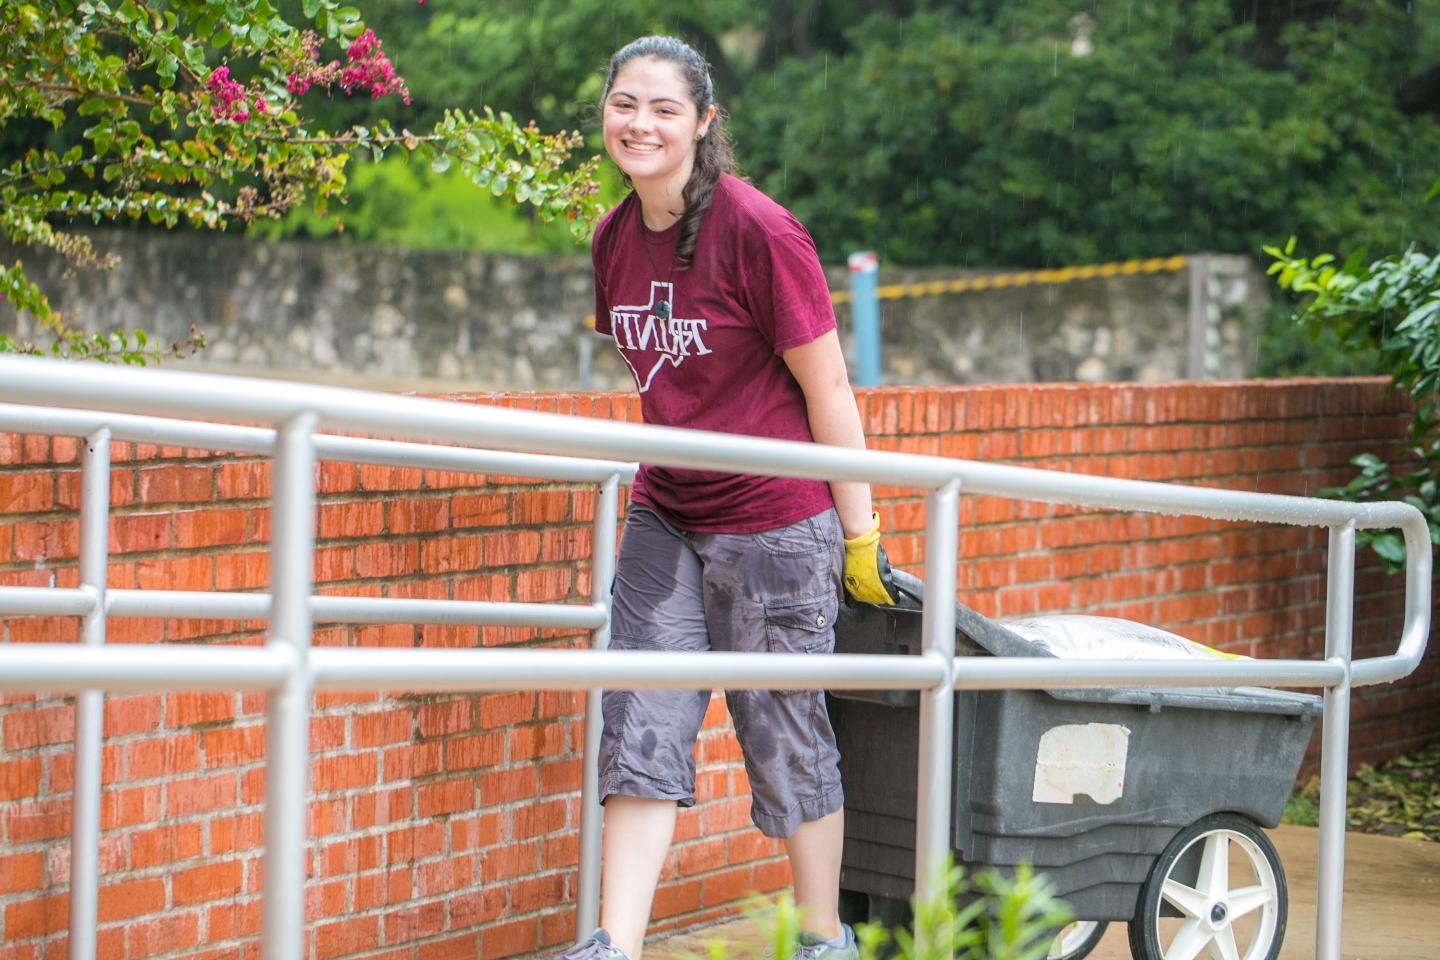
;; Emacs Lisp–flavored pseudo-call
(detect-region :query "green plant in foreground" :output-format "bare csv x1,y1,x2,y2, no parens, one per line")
709,860,1072,960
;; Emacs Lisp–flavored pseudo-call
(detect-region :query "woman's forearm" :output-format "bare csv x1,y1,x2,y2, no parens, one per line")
804,381,875,539
782,331,878,539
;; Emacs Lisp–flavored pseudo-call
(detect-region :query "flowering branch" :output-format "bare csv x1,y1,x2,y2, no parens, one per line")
0,0,606,360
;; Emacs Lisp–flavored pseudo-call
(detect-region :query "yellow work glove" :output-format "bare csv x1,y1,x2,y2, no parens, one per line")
843,513,898,606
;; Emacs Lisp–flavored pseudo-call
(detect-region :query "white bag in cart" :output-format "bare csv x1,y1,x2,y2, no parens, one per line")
999,614,1249,663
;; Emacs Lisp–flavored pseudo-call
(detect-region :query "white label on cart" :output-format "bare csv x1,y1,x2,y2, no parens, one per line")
1032,723,1130,805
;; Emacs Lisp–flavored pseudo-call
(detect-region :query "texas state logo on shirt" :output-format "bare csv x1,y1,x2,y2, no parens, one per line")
609,281,712,393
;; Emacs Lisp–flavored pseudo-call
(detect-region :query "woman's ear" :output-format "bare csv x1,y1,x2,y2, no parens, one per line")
697,103,717,140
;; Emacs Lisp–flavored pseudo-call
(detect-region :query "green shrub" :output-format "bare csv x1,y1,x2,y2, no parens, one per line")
1265,238,1440,570
248,153,625,255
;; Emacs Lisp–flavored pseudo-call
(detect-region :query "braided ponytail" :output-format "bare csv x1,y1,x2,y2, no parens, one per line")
601,36,735,268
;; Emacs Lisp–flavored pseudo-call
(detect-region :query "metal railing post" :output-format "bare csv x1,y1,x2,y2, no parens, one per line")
1316,522,1356,960
849,252,882,386
578,473,621,936
262,413,319,960
915,481,960,900
69,427,111,960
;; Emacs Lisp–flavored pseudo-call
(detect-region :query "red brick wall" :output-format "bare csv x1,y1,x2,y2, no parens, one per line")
1,379,1434,959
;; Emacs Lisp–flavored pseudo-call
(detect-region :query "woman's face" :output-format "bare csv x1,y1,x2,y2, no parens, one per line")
602,56,714,192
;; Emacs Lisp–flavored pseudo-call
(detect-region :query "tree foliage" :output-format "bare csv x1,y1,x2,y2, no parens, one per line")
0,0,605,358
4,0,1437,353
305,0,922,137
734,0,1439,266
241,0,1440,269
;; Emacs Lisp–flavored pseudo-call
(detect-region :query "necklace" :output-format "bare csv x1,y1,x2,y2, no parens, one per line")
638,208,675,321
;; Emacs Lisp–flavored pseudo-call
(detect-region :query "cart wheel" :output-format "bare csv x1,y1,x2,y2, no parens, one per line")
1128,813,1286,960
1048,920,1108,960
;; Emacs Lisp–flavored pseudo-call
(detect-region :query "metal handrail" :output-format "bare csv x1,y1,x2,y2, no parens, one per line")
0,401,641,482
2,361,1425,683
0,354,1431,960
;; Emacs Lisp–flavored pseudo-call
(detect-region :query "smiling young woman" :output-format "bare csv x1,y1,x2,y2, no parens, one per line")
551,35,900,960
600,56,713,230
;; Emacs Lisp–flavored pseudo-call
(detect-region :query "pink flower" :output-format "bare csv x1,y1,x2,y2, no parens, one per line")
206,65,251,121
336,29,411,104
285,28,410,106
347,29,378,61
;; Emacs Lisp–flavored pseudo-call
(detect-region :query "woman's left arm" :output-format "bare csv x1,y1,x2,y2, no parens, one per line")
782,329,874,539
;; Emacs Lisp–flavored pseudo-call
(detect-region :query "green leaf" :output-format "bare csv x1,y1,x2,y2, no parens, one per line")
1369,532,1406,565
1397,299,1440,332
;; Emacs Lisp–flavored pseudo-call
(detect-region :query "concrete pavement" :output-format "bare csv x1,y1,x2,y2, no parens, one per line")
647,826,1439,960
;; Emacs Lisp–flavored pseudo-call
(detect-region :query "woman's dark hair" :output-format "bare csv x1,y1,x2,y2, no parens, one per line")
602,35,735,268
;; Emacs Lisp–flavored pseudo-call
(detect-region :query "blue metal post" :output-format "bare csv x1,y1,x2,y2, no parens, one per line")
848,251,881,386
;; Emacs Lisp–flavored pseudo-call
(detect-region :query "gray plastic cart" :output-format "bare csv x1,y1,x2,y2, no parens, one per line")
829,571,1322,960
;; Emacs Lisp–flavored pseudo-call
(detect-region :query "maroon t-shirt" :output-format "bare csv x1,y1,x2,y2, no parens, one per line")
592,175,837,533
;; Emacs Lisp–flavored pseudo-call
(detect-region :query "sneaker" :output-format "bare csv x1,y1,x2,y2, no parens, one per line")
796,924,859,960
554,929,632,960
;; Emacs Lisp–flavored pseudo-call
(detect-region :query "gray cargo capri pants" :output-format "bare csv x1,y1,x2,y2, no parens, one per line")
599,504,846,839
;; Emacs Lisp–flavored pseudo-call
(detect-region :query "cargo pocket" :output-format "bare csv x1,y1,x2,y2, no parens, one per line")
764,594,839,655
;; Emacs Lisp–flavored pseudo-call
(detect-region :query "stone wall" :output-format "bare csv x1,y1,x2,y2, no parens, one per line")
826,253,1261,385
2,231,1265,390
3,231,599,392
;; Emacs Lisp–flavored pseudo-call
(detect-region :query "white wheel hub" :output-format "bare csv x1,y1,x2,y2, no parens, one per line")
1155,828,1280,960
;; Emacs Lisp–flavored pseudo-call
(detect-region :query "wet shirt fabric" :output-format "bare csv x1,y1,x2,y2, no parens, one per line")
599,505,846,839
592,174,836,533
